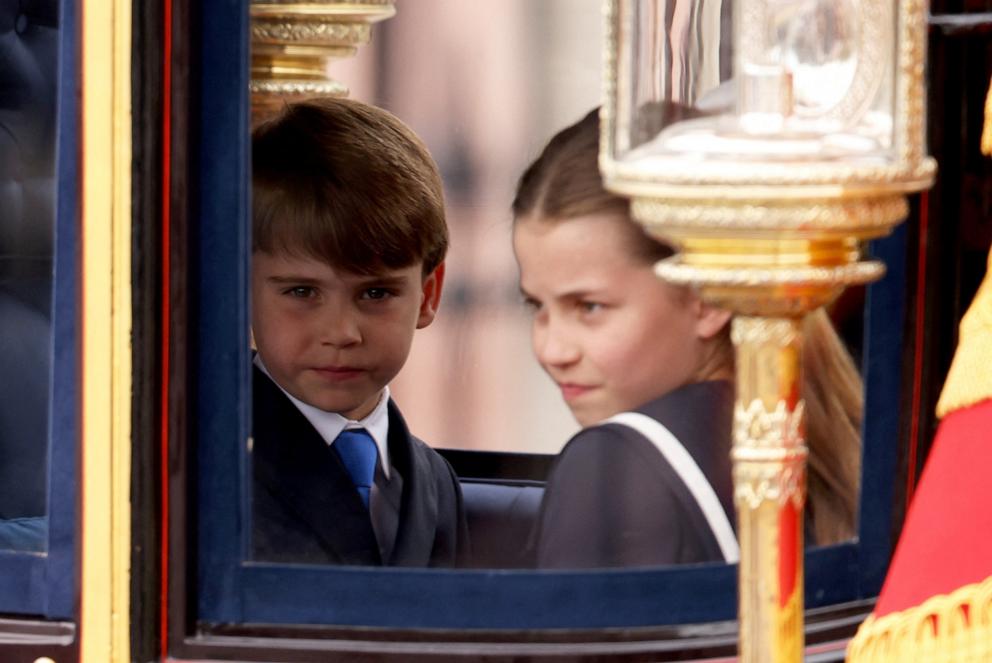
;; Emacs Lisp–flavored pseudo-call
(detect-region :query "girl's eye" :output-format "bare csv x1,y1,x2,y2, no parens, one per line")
522,296,541,313
579,300,603,314
361,287,391,300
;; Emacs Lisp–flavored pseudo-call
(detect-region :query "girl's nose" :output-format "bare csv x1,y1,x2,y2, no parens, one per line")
535,320,580,367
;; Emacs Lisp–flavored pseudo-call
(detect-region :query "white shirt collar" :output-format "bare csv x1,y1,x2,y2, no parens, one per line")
254,355,391,478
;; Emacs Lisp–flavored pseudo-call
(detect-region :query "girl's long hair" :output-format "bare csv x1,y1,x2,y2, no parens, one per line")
514,108,862,544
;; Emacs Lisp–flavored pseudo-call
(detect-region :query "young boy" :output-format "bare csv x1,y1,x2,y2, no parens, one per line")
250,98,467,567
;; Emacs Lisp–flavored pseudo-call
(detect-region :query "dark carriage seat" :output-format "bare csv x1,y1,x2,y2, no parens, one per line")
459,480,544,568
0,0,59,522
440,449,553,569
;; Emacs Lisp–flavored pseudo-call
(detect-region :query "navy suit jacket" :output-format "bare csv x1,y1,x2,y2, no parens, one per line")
251,366,468,567
535,380,735,569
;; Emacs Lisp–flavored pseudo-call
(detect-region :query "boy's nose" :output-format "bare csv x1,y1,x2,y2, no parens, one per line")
319,310,362,347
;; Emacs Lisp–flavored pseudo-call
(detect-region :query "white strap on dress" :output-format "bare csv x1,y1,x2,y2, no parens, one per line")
603,411,740,563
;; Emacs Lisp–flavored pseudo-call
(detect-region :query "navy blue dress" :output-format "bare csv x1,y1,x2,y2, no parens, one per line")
535,380,735,568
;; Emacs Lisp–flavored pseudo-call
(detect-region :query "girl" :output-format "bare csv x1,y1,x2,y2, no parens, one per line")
513,109,861,568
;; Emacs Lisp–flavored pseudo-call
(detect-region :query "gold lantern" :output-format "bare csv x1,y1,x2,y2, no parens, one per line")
600,1,935,660
250,0,396,120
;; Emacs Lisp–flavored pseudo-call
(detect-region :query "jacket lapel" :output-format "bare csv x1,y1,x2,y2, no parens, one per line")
384,400,439,566
252,367,381,565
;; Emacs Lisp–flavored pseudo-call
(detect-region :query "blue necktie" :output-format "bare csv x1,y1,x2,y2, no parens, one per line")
333,428,378,509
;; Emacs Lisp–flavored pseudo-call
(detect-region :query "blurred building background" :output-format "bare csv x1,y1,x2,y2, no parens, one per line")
332,0,605,453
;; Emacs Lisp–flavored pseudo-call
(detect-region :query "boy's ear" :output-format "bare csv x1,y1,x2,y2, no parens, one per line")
416,261,446,329
694,296,732,340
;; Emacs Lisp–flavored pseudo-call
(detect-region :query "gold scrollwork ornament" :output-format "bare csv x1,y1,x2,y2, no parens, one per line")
731,318,800,347
733,399,805,450
734,461,807,510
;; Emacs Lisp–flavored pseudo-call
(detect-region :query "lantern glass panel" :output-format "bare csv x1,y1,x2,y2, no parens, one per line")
611,0,899,171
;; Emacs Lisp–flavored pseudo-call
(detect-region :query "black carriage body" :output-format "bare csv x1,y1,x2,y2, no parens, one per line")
0,1,990,662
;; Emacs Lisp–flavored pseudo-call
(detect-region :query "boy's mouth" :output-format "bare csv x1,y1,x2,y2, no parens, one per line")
312,366,366,381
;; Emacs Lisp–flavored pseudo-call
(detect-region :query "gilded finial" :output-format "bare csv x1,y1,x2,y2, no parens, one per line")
250,1,396,123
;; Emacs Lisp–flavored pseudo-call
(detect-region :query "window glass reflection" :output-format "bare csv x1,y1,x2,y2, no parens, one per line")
0,2,59,552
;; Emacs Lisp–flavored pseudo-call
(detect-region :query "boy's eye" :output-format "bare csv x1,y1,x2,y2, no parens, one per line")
361,287,391,300
522,296,541,313
284,286,317,299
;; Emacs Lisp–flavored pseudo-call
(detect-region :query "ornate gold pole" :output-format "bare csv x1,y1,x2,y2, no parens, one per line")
602,0,936,658
651,233,885,663
732,316,806,663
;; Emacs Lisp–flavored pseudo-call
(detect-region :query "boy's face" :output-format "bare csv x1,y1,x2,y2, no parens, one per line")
252,251,443,420
514,213,727,427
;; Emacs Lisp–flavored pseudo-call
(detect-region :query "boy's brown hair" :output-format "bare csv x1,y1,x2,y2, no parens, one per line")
252,97,448,275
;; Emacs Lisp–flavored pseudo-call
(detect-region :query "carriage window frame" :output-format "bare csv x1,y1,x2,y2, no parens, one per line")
0,0,80,622
179,0,905,647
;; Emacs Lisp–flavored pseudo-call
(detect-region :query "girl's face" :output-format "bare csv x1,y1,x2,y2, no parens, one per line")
513,213,725,427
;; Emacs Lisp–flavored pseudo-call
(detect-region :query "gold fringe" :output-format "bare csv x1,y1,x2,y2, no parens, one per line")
936,247,992,418
983,75,992,156
847,574,992,663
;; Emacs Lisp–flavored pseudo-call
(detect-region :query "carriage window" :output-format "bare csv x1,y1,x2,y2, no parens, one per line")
244,0,863,573
190,0,896,647
0,0,59,553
